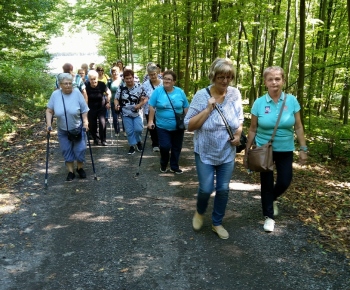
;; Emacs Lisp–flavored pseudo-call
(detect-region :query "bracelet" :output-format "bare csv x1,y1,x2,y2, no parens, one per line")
299,146,308,152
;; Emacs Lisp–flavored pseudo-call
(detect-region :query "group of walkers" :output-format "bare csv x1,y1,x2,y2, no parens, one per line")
46,57,308,236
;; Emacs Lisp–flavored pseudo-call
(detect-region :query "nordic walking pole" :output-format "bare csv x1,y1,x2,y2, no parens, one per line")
84,128,97,180
44,126,52,188
134,127,150,178
109,108,113,145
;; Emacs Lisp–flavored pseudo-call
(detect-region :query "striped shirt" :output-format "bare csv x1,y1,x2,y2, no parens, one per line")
184,85,244,165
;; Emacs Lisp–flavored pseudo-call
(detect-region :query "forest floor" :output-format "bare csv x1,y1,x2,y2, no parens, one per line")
0,112,349,289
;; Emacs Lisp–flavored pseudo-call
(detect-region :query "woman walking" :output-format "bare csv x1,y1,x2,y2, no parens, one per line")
114,69,147,154
86,70,112,146
184,58,244,239
244,66,308,232
46,73,89,181
142,64,163,152
148,70,189,174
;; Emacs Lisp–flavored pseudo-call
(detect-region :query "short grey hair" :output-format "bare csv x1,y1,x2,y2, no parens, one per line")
58,73,73,84
263,66,285,80
208,58,235,83
88,70,98,79
147,65,158,74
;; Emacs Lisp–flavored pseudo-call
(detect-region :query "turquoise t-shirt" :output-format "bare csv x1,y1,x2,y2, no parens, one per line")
149,86,189,131
251,93,300,151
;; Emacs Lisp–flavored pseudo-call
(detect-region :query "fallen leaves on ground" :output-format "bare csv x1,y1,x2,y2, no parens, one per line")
237,154,350,259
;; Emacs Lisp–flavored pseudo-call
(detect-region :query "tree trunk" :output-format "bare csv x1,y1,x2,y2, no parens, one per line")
298,0,306,126
183,0,191,95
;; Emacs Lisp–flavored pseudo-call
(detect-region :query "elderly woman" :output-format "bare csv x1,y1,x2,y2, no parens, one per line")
86,70,112,146
141,64,163,152
244,66,307,232
184,58,244,239
107,66,123,136
147,70,189,174
46,73,89,181
114,69,147,154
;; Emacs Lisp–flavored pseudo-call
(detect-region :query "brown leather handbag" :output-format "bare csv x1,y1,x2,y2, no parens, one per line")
247,94,287,172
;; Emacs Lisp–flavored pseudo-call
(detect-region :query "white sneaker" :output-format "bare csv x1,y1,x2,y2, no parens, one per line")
153,146,160,152
273,201,279,216
263,217,275,232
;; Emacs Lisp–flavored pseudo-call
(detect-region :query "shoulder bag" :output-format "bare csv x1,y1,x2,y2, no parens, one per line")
164,88,185,130
62,94,83,142
205,87,247,153
247,93,287,172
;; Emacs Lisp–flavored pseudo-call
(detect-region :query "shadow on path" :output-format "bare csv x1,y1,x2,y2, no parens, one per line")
0,129,349,289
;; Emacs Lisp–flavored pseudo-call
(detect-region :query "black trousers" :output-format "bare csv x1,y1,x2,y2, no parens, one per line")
145,114,159,147
88,107,107,143
260,151,293,219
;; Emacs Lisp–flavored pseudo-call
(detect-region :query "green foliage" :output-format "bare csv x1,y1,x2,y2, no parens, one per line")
306,114,350,164
0,0,63,58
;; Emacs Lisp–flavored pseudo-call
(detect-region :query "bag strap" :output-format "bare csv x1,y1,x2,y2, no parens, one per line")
61,93,69,131
164,88,177,117
270,92,287,142
206,87,234,140
61,93,82,131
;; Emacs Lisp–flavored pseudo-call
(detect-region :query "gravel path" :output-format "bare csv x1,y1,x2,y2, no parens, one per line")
0,127,349,289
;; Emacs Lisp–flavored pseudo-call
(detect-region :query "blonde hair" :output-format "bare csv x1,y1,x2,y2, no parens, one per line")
208,58,235,83
263,66,285,80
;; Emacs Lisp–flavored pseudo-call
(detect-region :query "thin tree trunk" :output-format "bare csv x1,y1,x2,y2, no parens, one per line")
298,0,306,126
281,0,291,70
211,0,220,60
183,0,191,95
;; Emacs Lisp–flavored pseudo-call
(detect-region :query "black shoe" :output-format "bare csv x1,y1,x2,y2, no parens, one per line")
93,139,98,145
128,146,135,155
76,168,86,178
102,141,108,146
136,142,143,152
66,172,76,181
159,166,167,173
170,168,183,174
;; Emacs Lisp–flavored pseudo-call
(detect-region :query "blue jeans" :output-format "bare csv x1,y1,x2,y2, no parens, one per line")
157,127,184,170
122,115,143,146
260,151,293,219
195,153,235,226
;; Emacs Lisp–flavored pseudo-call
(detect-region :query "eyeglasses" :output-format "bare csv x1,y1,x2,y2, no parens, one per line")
97,69,104,72
61,82,72,86
163,77,174,81
216,76,232,81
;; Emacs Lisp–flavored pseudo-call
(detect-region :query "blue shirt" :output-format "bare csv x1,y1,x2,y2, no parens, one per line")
149,86,189,131
47,88,89,131
251,93,301,151
184,86,244,165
